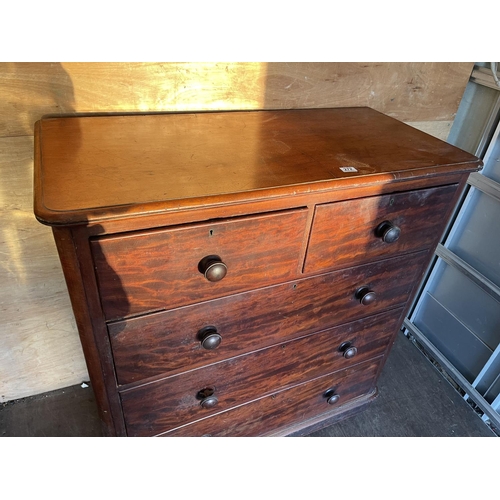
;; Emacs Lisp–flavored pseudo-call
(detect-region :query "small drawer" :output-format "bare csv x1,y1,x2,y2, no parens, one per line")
163,359,380,436
304,184,458,274
91,209,308,320
120,312,397,436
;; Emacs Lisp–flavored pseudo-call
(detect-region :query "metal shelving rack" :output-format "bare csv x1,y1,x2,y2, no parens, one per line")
404,63,500,431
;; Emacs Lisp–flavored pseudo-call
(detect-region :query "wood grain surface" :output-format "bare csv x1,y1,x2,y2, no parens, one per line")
92,209,308,320
120,331,383,436
110,297,403,385
304,184,459,273
0,137,88,402
162,359,381,437
108,248,427,386
1,62,473,137
34,108,480,225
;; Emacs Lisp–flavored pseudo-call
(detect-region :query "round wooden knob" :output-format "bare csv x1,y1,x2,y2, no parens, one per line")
198,326,222,350
197,387,218,409
200,395,219,409
327,394,340,405
343,346,358,359
376,220,401,243
198,255,227,282
324,389,340,405
339,341,358,359
355,286,376,305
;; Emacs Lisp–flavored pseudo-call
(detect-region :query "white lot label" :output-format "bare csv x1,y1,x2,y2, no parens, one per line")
340,166,358,173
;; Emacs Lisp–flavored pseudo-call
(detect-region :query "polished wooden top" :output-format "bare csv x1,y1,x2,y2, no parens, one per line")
34,107,481,225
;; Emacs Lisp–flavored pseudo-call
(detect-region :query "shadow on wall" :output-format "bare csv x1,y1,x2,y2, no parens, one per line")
1,62,77,137
0,63,83,403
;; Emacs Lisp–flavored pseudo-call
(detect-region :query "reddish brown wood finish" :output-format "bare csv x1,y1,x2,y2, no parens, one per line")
304,184,459,273
34,108,482,436
91,209,307,320
119,315,393,436
162,359,381,437
34,108,481,226
81,171,470,238
51,226,125,436
109,248,423,385
111,302,403,386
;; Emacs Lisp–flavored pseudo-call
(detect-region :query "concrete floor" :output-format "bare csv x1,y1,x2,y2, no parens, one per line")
1,332,495,437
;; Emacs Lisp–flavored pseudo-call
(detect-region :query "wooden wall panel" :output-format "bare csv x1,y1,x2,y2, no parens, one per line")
0,62,473,401
0,62,473,137
263,62,473,122
0,137,88,402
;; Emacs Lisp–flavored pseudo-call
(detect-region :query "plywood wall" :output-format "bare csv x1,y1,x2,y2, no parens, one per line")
0,62,473,402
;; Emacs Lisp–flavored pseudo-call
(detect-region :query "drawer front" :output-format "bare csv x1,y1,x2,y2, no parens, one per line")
91,209,308,320
110,250,427,386
304,184,458,274
120,312,399,436
163,359,380,437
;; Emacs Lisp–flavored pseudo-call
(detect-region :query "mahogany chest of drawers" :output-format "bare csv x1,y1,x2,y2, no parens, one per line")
34,108,481,436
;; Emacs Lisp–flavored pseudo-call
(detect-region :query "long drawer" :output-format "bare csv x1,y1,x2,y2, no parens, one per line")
109,251,428,386
91,209,308,320
304,184,458,273
110,306,404,386
119,312,399,436
162,359,381,437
